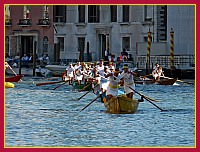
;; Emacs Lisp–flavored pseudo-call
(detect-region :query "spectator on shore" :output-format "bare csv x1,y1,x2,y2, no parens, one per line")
21,54,30,67
128,54,133,61
104,48,110,61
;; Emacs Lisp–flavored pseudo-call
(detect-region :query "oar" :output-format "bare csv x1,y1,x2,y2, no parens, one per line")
176,79,194,85
77,84,99,100
36,80,64,86
128,87,164,111
160,76,194,85
143,96,160,102
160,76,174,79
6,62,23,81
78,82,92,92
113,75,160,102
80,95,100,112
52,80,68,90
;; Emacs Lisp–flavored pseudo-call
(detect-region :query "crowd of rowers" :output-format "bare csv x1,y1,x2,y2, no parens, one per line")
62,59,138,101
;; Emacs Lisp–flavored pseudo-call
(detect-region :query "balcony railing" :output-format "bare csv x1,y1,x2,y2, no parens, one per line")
18,19,31,26
5,19,12,26
136,55,195,69
38,19,50,26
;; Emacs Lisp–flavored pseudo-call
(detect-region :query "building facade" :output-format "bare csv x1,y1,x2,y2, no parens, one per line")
5,5,54,62
53,5,157,64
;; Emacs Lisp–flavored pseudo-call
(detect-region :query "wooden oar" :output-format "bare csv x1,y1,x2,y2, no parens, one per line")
128,87,164,111
77,84,99,100
113,75,160,102
6,62,23,81
80,95,100,112
143,96,160,102
160,76,194,85
176,79,194,85
52,80,68,90
36,80,64,86
78,82,92,92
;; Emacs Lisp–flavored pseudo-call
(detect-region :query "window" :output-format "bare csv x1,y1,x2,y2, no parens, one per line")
24,5,30,19
110,5,117,22
5,5,10,19
5,5,11,25
123,5,129,22
58,37,64,52
43,5,49,19
78,5,85,23
5,36,9,54
53,6,66,23
88,5,100,23
43,36,49,53
122,37,130,51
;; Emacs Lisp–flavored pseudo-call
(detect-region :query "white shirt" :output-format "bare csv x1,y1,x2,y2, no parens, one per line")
120,71,134,85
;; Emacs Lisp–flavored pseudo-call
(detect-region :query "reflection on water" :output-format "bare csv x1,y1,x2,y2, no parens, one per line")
5,78,195,147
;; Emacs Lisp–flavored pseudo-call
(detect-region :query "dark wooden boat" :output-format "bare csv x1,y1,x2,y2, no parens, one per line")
103,94,139,114
143,77,177,85
140,75,177,85
72,81,94,91
5,75,23,82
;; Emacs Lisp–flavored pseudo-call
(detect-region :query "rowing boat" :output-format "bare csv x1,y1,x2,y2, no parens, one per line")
143,77,177,85
5,82,14,88
45,64,67,76
140,75,177,85
5,75,23,82
72,81,94,91
103,94,139,114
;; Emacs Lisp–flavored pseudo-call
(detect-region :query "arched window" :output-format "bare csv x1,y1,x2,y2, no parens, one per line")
43,36,48,53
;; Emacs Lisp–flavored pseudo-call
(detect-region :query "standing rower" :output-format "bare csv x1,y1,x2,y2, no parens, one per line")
105,68,121,100
120,64,137,99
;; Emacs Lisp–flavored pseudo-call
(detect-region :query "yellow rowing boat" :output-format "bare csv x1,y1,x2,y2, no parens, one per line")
103,94,139,114
5,82,14,88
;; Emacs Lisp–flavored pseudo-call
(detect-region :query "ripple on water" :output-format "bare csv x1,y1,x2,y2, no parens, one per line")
5,78,195,147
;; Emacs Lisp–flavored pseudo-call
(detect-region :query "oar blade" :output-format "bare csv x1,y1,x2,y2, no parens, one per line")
52,81,68,90
36,80,63,86
80,95,100,112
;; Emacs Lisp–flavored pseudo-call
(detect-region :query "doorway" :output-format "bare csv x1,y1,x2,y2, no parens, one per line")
21,36,33,57
98,34,109,59
78,37,85,62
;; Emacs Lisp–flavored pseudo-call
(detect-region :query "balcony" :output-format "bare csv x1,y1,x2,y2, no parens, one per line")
5,19,12,26
18,19,31,26
38,19,50,26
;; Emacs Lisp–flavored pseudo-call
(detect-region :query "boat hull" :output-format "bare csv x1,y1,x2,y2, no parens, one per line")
103,95,139,114
72,82,93,91
143,78,177,85
5,75,23,82
5,82,14,88
45,65,67,76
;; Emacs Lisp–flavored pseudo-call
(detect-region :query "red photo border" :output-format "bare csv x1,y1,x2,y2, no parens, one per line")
1,0,199,152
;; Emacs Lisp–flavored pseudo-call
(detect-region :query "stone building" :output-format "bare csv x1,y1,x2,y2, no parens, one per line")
5,5,54,62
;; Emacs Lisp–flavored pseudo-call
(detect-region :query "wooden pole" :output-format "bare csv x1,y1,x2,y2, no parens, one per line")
33,41,36,76
170,27,174,70
146,29,152,74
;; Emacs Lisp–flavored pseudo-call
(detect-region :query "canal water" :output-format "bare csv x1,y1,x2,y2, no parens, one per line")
5,77,195,147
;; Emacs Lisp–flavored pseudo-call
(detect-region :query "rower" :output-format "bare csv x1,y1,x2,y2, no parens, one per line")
99,66,110,95
66,64,75,85
156,66,164,81
152,63,159,81
105,68,121,100
120,64,137,99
